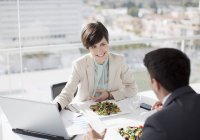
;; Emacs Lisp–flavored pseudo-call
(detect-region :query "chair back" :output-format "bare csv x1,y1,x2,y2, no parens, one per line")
51,82,67,100
51,82,77,100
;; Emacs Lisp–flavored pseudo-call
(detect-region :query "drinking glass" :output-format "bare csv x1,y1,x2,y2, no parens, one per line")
131,94,142,110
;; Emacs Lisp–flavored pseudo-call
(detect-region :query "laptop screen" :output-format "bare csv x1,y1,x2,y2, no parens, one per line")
0,96,71,139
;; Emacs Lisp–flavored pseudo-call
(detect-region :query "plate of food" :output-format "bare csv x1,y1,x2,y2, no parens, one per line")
70,100,132,118
118,125,143,140
90,101,121,116
88,100,131,118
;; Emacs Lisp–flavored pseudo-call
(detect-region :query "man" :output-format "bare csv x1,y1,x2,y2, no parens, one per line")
84,48,200,140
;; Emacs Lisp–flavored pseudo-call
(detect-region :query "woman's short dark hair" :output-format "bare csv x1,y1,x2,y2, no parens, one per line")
81,21,109,49
143,48,190,92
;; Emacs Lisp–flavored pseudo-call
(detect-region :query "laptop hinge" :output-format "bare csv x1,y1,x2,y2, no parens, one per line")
12,128,76,140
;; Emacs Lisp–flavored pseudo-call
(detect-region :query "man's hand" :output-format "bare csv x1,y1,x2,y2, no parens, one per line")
152,101,163,111
83,124,107,140
91,89,109,102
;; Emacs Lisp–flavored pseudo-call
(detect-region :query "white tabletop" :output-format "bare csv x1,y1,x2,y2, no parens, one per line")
1,95,156,140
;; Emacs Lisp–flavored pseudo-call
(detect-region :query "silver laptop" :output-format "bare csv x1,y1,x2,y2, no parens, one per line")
0,96,75,140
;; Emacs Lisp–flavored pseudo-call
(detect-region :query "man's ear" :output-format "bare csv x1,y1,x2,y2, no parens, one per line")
152,78,160,93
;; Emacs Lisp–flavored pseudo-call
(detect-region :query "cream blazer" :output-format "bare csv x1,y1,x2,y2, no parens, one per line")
53,52,138,109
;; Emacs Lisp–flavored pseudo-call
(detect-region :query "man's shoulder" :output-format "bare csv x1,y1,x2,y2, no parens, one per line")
145,107,173,125
145,110,163,123
146,93,200,124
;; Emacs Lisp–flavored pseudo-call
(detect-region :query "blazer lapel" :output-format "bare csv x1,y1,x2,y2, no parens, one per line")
86,54,95,96
108,53,115,91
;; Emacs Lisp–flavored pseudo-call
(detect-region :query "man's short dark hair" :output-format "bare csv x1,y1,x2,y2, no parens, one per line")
143,48,190,92
81,21,109,49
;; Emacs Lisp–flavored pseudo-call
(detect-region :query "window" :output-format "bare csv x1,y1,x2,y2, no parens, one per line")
0,0,200,100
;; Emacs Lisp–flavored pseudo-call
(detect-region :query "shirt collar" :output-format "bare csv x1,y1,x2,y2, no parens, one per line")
162,93,171,105
94,56,108,67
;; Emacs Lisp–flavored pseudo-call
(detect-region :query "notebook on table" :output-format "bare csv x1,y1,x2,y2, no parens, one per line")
0,96,76,140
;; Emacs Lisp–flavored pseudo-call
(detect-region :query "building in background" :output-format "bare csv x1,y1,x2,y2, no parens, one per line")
0,0,200,93
0,0,83,48
0,0,83,73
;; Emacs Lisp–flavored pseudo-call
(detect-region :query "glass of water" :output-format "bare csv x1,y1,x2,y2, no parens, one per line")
131,94,142,110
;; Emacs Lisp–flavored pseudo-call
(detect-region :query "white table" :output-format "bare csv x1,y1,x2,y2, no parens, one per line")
1,95,156,140
2,82,199,140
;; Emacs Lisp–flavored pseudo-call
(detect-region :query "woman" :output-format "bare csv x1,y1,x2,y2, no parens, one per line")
53,21,137,111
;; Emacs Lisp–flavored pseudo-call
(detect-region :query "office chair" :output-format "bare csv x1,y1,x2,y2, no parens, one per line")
50,82,77,100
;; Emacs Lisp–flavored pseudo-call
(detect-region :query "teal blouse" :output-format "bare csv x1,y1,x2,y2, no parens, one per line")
93,57,109,97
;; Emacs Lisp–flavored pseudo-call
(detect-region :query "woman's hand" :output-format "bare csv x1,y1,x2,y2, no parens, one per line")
83,124,107,140
91,89,109,102
152,101,163,111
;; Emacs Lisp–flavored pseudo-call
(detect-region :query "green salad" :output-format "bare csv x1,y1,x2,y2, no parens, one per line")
118,125,143,140
90,101,121,116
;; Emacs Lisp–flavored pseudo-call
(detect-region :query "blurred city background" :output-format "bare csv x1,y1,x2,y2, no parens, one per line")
0,0,200,100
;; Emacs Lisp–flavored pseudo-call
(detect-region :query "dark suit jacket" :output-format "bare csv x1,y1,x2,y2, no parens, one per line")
140,86,200,140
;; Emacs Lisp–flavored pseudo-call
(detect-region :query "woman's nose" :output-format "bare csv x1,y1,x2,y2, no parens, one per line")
97,46,103,53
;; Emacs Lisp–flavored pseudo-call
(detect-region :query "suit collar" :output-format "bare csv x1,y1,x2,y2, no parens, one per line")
163,86,196,107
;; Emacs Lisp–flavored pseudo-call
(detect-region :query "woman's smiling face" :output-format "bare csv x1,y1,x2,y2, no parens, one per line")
88,37,109,64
